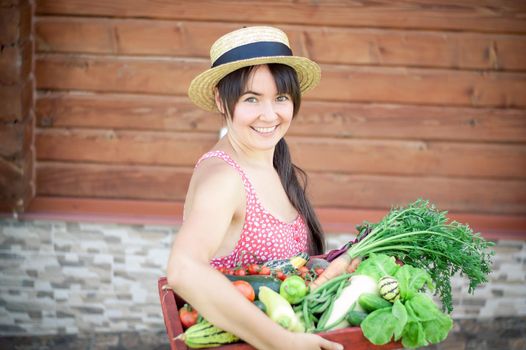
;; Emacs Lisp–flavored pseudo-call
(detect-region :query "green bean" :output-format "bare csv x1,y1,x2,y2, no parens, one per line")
302,298,313,332
334,278,349,298
315,298,335,332
308,273,352,298
310,297,331,314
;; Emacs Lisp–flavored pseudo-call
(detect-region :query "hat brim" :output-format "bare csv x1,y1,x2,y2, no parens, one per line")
188,56,321,112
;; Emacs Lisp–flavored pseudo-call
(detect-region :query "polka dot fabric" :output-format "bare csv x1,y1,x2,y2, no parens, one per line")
195,150,308,268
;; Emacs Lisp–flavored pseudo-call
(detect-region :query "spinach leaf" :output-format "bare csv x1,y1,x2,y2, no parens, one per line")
361,307,396,345
402,321,428,349
394,264,433,300
354,253,400,282
392,299,408,341
406,294,453,343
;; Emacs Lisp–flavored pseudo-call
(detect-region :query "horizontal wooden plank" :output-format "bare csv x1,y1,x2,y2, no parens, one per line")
35,129,526,179
35,54,203,95
35,54,526,108
307,172,526,215
34,17,526,71
35,0,526,34
36,92,526,142
290,137,526,179
35,129,217,167
36,161,526,215
317,64,526,108
36,162,192,201
18,196,526,239
36,92,223,133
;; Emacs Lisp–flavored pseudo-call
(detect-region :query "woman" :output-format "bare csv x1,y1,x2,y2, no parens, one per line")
167,26,353,350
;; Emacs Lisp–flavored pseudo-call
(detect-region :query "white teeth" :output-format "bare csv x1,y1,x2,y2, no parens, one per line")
253,126,276,133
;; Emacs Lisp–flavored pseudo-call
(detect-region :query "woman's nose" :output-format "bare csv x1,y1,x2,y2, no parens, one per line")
259,101,278,121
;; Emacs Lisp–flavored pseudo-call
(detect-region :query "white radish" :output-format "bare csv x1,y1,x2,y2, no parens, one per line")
323,274,379,330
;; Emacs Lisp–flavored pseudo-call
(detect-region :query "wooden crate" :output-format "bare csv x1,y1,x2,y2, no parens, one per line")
158,277,402,350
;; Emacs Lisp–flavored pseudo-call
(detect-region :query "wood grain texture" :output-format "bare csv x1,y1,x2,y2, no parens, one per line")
36,92,526,142
35,18,526,71
36,161,526,215
35,128,526,179
307,172,526,215
35,0,526,34
36,161,192,201
35,54,526,107
35,129,217,166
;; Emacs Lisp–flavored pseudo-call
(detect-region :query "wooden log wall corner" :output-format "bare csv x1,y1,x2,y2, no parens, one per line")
0,0,36,213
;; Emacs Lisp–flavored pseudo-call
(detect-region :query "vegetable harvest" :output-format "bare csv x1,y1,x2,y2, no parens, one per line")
344,199,494,312
174,199,494,349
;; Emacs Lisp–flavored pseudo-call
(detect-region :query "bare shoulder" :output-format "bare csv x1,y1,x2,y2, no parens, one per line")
187,157,244,214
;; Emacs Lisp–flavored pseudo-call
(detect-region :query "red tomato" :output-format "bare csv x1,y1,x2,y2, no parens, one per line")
259,266,271,275
275,270,287,281
226,268,235,275
179,304,198,329
247,264,261,275
232,280,255,302
235,268,247,276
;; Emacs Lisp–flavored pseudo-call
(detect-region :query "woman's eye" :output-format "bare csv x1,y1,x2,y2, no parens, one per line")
244,96,257,103
276,95,289,102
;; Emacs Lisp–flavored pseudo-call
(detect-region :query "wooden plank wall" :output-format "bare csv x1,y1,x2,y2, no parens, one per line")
33,0,526,217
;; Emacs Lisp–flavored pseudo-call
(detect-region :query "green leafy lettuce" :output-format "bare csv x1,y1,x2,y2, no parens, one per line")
359,254,453,349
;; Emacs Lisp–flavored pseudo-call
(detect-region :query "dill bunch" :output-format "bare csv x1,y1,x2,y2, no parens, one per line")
347,199,495,313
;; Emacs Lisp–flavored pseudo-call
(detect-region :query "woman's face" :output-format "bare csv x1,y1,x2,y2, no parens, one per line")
224,65,294,152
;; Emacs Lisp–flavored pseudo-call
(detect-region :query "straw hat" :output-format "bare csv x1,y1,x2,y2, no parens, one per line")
188,26,321,112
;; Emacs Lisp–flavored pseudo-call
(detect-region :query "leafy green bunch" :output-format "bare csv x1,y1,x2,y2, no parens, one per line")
356,254,453,348
347,199,495,313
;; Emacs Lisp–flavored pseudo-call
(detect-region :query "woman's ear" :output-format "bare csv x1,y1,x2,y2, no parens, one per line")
214,88,225,114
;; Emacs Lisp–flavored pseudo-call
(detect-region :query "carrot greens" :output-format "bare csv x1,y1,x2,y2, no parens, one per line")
346,199,494,313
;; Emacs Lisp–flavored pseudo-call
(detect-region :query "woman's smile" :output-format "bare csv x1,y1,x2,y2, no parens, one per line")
251,125,279,134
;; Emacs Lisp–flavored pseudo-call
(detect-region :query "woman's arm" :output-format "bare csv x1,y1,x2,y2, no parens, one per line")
166,161,343,350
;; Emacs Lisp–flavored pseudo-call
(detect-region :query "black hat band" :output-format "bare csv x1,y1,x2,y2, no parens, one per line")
212,41,293,68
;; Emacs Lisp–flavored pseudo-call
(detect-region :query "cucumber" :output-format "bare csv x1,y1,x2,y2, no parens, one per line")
263,252,310,274
378,276,400,302
177,320,239,348
346,310,368,326
358,293,393,313
253,300,266,313
225,274,282,300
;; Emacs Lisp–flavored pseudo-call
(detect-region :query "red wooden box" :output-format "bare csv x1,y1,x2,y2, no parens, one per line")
158,277,402,350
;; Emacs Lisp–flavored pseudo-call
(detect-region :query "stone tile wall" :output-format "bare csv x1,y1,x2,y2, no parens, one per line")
0,219,525,337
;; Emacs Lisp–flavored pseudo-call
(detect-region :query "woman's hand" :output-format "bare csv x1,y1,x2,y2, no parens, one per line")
283,332,344,350
309,255,361,291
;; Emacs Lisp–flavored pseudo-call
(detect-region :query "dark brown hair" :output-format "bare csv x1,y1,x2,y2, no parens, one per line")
216,64,325,255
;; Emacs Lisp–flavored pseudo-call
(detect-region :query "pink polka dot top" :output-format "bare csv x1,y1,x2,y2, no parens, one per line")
195,150,309,268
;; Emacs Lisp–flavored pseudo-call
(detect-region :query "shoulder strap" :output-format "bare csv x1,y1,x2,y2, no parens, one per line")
195,150,253,192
